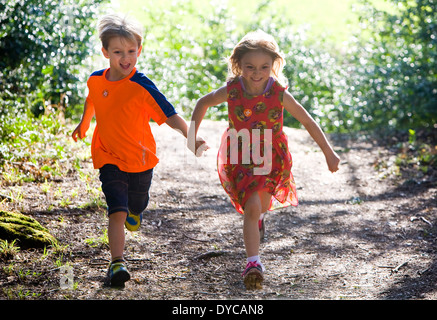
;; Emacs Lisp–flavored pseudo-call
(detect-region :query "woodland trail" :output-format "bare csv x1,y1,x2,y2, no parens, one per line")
0,120,436,300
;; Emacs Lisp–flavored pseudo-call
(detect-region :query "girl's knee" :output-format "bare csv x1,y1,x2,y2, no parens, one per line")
243,191,270,219
243,200,261,220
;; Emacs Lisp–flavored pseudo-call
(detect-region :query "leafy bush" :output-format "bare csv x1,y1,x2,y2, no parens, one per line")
136,1,343,128
343,0,437,131
0,109,69,183
138,0,436,133
0,0,108,117
1,0,435,135
136,1,237,120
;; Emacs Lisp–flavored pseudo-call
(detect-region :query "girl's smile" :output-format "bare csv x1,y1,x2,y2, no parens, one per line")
240,50,273,96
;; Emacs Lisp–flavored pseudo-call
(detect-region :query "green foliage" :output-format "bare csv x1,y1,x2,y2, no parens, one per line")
0,239,20,261
345,0,437,130
0,0,108,116
395,129,437,176
0,109,70,183
0,109,61,161
137,0,436,133
1,0,435,136
136,0,343,127
137,1,236,120
84,228,108,248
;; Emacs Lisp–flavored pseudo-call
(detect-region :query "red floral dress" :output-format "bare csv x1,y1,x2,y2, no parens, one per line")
217,77,298,214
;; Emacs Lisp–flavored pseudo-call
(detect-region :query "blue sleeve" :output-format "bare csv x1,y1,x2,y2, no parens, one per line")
129,71,177,119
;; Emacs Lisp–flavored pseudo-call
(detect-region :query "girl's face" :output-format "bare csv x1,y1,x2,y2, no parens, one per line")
240,50,273,95
102,36,142,81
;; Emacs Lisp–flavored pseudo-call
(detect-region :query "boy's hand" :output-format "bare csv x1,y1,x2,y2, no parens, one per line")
71,122,89,142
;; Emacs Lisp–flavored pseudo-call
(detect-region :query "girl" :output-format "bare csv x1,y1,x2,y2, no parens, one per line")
188,30,340,290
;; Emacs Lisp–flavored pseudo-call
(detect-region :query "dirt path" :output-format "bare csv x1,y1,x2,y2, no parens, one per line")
1,120,436,300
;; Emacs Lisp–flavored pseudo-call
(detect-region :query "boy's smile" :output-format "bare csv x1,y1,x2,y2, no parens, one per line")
102,36,142,81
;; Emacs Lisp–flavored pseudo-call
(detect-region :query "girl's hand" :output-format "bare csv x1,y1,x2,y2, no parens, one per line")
194,137,209,157
326,151,341,173
71,121,89,142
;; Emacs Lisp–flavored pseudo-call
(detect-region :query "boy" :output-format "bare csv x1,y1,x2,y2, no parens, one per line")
72,14,203,287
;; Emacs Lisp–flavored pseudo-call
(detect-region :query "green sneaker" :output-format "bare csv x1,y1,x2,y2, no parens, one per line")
125,211,142,231
107,259,130,287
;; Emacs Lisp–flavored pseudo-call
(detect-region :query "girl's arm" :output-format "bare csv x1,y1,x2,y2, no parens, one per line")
72,100,95,142
283,90,340,173
188,86,227,155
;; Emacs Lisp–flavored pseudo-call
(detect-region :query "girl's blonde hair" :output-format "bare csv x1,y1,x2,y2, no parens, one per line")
227,30,287,86
98,14,143,50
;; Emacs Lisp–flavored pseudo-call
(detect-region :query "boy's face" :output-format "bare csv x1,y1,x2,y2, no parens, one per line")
102,36,142,81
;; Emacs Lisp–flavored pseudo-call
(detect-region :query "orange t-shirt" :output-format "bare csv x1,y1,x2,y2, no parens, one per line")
86,67,177,172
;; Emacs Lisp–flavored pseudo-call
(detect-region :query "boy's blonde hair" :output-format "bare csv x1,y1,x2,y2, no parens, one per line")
227,30,287,86
98,14,143,49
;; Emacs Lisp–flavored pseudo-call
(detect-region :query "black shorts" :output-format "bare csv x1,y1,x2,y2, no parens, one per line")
99,164,153,216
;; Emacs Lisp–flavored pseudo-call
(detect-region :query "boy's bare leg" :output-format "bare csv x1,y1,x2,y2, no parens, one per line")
108,211,127,260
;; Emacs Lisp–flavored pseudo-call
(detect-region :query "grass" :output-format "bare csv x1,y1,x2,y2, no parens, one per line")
0,239,20,261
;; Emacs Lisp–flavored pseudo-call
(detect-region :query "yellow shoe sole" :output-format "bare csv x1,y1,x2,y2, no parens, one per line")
125,212,142,231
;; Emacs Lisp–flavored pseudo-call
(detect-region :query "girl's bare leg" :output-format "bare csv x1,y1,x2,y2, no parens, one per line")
242,191,271,289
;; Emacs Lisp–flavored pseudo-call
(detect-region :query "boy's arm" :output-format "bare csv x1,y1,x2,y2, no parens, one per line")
72,100,95,142
165,114,189,138
283,90,340,173
188,86,227,154
165,114,209,156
